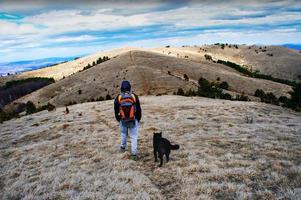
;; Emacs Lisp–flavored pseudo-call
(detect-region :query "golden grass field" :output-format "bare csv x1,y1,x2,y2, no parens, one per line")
1,96,301,199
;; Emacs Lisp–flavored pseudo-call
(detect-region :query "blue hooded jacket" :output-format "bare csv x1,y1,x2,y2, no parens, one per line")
114,81,142,122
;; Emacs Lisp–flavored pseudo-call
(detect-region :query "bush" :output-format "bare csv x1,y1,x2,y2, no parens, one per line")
235,93,250,101
0,110,18,123
176,88,185,96
96,96,104,101
219,81,229,90
97,57,103,64
26,101,36,114
279,96,288,104
262,92,279,105
204,54,212,61
185,89,197,96
78,90,82,95
184,74,189,81
254,89,265,98
198,78,223,98
254,89,279,105
106,94,112,100
221,93,232,100
286,82,301,111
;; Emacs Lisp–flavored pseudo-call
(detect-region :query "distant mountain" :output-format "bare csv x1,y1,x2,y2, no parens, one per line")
282,44,301,51
0,56,79,76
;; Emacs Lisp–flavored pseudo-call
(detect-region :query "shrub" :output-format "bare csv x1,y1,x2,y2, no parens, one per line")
97,57,103,64
279,96,288,104
184,74,189,81
176,88,185,96
78,90,82,95
255,89,279,105
26,101,36,114
204,54,212,61
286,82,301,111
198,78,223,98
262,92,279,105
185,89,197,96
219,81,229,90
47,103,56,111
96,96,104,101
235,93,250,101
106,94,112,100
165,45,170,48
221,93,232,100
0,110,18,123
254,89,265,98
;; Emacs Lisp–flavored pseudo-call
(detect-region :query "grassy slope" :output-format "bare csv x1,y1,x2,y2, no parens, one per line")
1,96,300,199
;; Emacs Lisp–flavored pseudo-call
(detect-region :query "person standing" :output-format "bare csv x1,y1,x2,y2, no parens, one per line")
114,80,142,160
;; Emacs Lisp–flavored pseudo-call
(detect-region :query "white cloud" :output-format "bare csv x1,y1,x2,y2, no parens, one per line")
0,0,300,62
0,20,38,35
52,35,98,43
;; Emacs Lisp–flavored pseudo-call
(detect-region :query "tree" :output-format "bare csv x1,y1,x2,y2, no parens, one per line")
219,81,229,90
204,54,212,61
26,101,36,114
287,82,301,111
254,89,265,98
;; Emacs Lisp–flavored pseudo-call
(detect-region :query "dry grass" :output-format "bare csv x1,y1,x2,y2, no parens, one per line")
1,96,301,199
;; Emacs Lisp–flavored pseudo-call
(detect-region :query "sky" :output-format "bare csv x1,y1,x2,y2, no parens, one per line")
0,0,301,62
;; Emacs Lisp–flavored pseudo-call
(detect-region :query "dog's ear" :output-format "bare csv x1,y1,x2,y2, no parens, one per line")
159,132,162,136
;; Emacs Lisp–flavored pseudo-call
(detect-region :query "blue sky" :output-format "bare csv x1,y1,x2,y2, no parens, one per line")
0,0,301,62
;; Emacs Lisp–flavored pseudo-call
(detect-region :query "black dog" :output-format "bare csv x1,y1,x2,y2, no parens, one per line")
153,132,180,167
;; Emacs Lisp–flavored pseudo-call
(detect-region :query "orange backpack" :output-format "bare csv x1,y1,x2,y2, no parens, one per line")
118,93,136,123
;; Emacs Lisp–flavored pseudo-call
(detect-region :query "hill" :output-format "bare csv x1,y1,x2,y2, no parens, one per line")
5,50,292,110
157,45,301,80
1,44,300,88
1,96,300,199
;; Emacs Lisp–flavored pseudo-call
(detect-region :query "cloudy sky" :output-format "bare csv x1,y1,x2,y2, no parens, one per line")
0,0,301,62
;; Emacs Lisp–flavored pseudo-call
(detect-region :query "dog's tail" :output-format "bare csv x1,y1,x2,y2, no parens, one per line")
170,144,180,150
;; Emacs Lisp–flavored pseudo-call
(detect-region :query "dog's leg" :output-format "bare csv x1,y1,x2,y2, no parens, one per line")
154,149,158,162
166,152,170,163
159,153,163,167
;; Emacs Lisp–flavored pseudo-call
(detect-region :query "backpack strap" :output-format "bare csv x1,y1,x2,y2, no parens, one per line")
118,94,122,103
131,94,136,103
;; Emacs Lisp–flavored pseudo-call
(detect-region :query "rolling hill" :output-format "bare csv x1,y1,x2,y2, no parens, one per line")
6,50,292,109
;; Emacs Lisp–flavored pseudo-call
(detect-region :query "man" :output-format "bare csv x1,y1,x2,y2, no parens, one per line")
114,80,142,160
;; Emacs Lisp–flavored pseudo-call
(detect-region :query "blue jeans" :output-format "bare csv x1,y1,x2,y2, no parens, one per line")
119,120,139,155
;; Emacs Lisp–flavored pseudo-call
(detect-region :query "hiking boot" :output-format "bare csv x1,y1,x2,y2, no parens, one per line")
119,147,126,153
130,154,138,161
